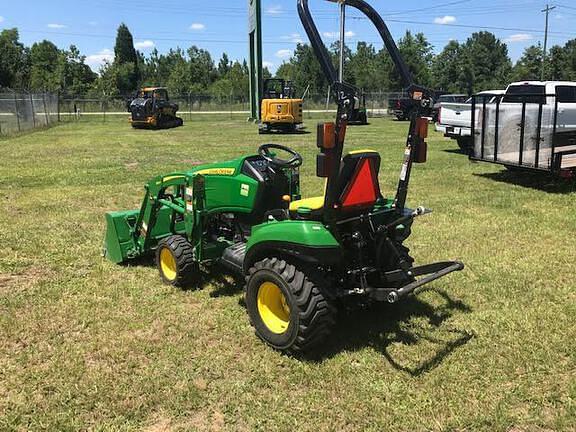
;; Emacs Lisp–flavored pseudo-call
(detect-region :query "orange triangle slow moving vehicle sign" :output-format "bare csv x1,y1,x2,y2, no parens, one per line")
341,159,378,208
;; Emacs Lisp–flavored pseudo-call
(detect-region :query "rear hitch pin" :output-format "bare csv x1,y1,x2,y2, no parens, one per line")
413,206,432,217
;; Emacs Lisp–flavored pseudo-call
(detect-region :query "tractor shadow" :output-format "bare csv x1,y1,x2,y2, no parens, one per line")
123,258,242,296
200,268,474,375
474,170,576,194
129,259,472,373
200,267,244,298
321,289,474,376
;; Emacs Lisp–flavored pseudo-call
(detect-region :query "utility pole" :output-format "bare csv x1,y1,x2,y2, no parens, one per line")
541,3,556,81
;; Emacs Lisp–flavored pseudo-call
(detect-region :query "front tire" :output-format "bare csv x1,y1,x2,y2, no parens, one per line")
156,235,198,287
245,258,335,355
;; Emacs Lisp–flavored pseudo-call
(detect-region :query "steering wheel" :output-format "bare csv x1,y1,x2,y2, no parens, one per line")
258,144,303,168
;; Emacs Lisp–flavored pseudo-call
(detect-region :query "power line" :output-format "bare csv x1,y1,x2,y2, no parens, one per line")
85,0,550,22
366,18,573,37
555,3,576,11
18,22,572,46
379,0,474,16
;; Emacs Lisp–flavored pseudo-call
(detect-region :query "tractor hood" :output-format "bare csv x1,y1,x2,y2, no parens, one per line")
186,156,252,177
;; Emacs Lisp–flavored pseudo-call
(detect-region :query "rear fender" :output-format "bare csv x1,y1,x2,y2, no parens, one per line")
244,220,341,273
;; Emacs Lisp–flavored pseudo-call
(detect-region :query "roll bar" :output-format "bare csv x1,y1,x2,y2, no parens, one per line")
297,0,429,95
297,0,431,220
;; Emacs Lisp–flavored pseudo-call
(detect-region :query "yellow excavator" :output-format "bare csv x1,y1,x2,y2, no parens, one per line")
259,79,303,134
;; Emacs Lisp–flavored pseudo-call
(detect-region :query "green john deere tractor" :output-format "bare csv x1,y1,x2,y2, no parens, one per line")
104,0,464,355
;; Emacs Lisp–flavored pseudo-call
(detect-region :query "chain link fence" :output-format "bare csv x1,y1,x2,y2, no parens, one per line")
58,91,403,122
0,90,59,136
0,89,404,134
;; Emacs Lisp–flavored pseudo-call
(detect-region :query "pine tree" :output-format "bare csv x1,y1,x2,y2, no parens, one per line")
389,31,433,90
431,40,462,92
113,23,139,93
511,45,543,81
458,32,511,94
218,53,231,76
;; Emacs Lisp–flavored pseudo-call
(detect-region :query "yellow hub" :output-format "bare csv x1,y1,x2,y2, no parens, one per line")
159,248,177,281
257,282,291,334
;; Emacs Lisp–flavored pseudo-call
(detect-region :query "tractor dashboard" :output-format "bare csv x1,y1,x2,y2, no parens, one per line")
242,156,272,183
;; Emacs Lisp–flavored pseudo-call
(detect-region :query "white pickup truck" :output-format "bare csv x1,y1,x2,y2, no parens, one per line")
435,90,505,150
472,81,576,174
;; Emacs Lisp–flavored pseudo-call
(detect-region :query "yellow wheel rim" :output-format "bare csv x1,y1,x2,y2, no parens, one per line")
257,281,291,334
159,248,177,281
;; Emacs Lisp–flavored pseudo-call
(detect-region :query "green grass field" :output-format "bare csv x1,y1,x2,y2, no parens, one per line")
1,116,575,431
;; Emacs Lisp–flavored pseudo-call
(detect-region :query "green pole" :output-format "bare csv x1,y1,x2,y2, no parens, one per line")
248,0,263,122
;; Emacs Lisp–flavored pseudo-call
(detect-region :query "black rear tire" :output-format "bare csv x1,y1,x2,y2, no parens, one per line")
156,235,198,288
245,258,335,355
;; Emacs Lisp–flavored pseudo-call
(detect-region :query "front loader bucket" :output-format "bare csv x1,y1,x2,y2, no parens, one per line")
103,210,140,264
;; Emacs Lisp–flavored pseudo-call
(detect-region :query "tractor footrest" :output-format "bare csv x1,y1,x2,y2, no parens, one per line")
372,261,464,303
219,242,247,274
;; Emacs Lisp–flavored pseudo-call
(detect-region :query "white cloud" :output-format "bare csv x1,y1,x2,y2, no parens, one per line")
86,48,114,72
47,23,67,29
434,16,456,25
266,5,283,15
275,49,292,59
555,14,564,20
504,33,533,43
134,40,155,50
263,61,274,69
0,16,4,23
323,30,356,39
190,23,205,31
89,21,98,26
281,33,304,43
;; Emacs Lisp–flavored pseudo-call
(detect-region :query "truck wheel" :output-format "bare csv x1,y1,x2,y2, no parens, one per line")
245,258,335,355
156,235,198,287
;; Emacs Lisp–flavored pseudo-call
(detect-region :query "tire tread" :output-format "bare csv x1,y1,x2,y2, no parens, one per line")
245,257,335,355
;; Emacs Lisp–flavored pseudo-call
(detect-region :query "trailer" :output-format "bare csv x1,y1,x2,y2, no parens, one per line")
470,82,576,179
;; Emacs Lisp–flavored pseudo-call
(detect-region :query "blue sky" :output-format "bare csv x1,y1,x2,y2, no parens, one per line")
0,0,574,73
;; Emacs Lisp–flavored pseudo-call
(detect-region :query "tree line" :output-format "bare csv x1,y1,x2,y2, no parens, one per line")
1,23,575,98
